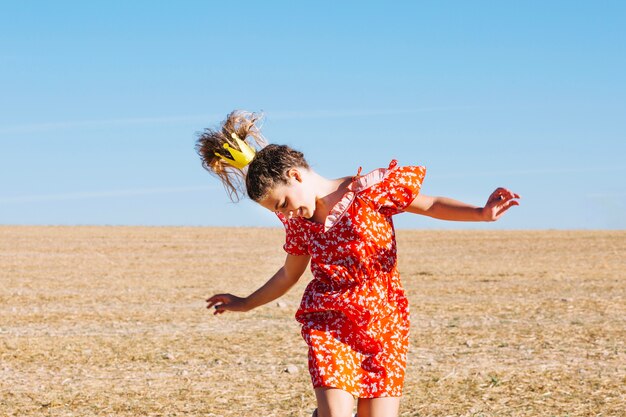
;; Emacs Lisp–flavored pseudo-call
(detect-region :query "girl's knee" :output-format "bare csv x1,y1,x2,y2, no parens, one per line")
356,396,401,417
314,387,355,417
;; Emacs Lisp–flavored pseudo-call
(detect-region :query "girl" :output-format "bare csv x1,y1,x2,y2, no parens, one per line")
197,110,520,417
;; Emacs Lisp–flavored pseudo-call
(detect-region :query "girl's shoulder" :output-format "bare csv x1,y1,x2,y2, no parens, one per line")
352,160,427,216
351,159,426,194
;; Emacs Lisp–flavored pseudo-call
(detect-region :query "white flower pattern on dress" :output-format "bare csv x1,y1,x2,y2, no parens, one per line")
277,160,426,398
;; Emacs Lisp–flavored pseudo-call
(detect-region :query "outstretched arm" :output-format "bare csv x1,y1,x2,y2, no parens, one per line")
406,187,520,222
206,253,311,315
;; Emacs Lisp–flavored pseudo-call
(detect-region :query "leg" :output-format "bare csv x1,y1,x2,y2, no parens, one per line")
314,387,355,417
356,396,401,417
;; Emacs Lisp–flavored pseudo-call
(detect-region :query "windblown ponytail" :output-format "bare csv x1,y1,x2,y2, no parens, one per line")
195,110,267,201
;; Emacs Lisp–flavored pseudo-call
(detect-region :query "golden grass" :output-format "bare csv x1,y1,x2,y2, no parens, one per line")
0,226,624,416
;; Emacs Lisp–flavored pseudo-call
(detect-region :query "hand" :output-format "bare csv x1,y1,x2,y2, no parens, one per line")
206,293,248,315
482,187,521,221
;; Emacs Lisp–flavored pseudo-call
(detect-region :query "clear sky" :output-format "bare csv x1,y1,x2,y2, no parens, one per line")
1,1,625,229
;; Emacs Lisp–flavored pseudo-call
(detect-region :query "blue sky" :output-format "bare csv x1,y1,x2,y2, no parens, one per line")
1,1,625,229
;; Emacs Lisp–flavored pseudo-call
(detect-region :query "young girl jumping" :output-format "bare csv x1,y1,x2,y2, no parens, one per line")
197,110,520,417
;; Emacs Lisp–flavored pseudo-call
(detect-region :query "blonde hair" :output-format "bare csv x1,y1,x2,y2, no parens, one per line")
195,110,268,201
196,110,310,202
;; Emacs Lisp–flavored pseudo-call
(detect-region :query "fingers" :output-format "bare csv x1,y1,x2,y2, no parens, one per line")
487,188,521,214
206,293,244,315
490,187,520,203
205,294,221,309
209,300,228,315
206,294,230,311
493,199,520,220
483,188,521,221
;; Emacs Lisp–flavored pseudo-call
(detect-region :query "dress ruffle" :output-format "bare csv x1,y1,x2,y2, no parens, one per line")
323,159,426,231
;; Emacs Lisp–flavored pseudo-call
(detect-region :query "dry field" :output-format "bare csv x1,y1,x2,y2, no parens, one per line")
0,226,624,417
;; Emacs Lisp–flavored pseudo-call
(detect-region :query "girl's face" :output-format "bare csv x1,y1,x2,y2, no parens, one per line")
258,169,316,220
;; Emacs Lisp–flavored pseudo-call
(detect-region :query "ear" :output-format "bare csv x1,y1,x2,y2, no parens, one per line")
287,168,303,183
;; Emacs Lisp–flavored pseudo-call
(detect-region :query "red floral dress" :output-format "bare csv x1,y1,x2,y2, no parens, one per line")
277,160,426,398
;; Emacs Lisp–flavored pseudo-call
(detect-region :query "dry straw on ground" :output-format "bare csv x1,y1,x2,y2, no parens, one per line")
0,226,624,416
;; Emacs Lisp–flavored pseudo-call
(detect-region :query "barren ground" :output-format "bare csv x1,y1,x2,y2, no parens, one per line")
0,226,624,416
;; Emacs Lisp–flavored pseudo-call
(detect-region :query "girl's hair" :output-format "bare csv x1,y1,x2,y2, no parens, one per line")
196,110,309,202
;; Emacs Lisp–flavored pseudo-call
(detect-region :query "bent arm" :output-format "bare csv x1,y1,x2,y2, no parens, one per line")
206,253,310,314
406,187,520,222
242,253,310,311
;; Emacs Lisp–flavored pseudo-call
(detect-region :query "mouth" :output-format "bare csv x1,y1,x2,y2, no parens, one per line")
288,208,304,219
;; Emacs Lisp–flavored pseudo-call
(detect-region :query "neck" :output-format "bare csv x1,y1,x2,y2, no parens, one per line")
307,171,353,219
